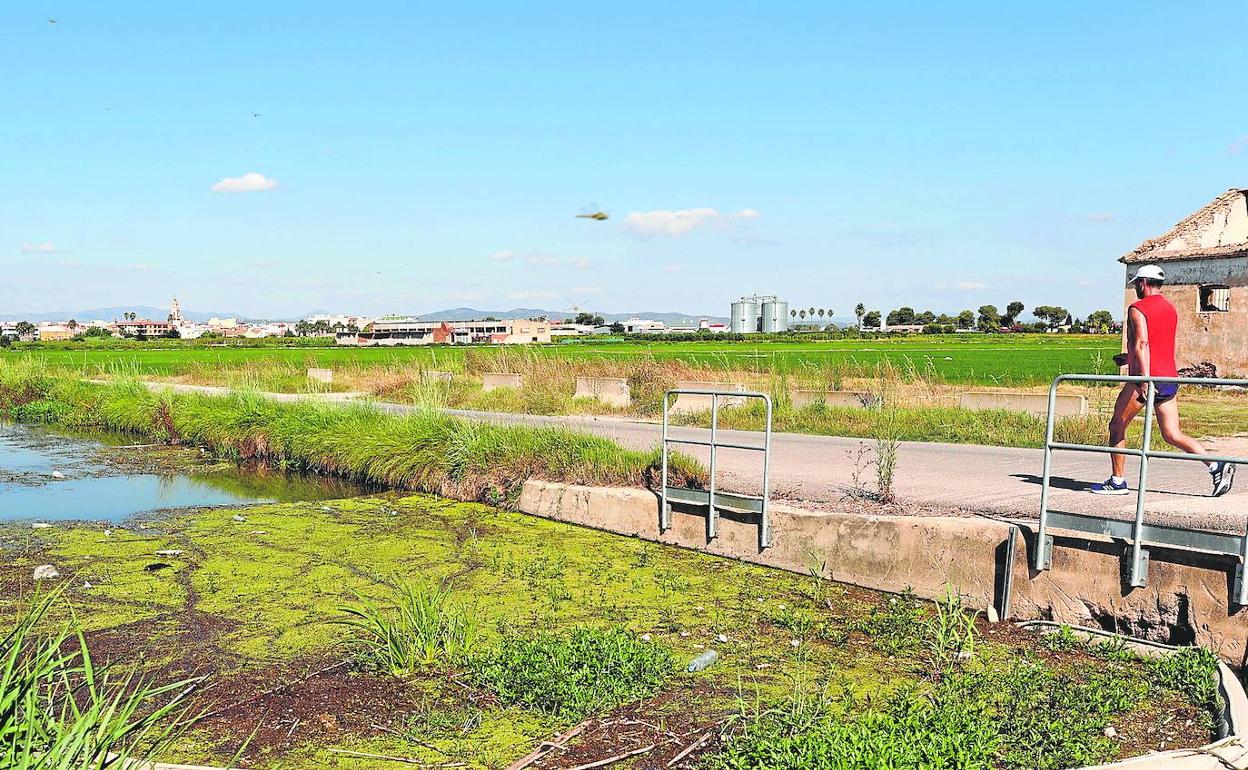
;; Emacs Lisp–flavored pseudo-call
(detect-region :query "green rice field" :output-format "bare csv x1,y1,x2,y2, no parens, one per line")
4,334,1121,385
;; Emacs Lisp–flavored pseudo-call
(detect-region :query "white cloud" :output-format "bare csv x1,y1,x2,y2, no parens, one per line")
1084,212,1114,223
664,264,681,272
489,250,517,262
732,208,762,219
505,289,559,301
1229,136,1248,156
211,172,279,193
955,281,987,290
624,208,721,237
21,241,56,253
568,256,590,269
571,286,601,295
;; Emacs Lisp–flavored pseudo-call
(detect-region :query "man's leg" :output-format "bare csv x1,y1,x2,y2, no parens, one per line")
1093,384,1143,493
1154,398,1236,496
1153,398,1205,456
1108,384,1143,480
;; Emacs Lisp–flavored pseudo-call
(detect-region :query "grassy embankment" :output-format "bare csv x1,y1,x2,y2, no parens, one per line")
14,334,1245,447
0,361,704,503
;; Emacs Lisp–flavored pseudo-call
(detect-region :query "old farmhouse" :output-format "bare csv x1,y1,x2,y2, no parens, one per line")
1120,188,1248,376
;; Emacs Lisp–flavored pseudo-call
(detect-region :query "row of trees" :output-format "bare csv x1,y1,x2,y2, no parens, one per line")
790,307,834,323
852,302,1117,333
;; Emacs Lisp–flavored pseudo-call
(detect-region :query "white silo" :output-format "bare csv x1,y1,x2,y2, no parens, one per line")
730,298,760,333
760,299,789,332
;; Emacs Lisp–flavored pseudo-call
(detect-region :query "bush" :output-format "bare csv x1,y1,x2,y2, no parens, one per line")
468,627,674,719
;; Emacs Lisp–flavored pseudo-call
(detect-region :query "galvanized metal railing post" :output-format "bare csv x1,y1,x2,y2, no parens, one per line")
1129,384,1157,587
708,393,720,539
660,390,671,532
1238,521,1248,607
1035,376,1063,570
761,395,773,548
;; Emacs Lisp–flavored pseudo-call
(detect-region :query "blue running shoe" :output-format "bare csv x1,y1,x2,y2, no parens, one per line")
1090,478,1129,495
1211,462,1236,497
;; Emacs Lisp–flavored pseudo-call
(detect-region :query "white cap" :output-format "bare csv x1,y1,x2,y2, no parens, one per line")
1131,264,1165,283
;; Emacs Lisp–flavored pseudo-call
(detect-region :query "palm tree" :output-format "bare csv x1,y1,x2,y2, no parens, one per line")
808,307,816,319
855,303,865,329
818,309,825,319
790,309,797,319
799,310,807,321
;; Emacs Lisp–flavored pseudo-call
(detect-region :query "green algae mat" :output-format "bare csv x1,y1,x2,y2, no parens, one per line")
0,495,1222,769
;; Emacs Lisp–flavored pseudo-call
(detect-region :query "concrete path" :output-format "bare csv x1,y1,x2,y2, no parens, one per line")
131,382,1248,532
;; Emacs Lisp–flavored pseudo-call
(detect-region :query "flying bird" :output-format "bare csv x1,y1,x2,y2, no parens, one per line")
47,17,57,24
576,211,609,221
250,112,262,117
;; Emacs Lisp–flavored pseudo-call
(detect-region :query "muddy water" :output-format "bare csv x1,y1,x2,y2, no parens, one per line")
0,422,367,523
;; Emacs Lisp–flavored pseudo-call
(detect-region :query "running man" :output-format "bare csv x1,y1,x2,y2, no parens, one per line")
1091,264,1236,496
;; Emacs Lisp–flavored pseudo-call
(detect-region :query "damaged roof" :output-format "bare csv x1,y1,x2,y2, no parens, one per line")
1120,188,1248,264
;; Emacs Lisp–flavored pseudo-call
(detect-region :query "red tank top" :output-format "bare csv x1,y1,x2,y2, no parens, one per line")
1129,294,1178,376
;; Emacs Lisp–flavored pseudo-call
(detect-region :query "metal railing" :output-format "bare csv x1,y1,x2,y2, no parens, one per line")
1035,373,1248,603
660,389,773,547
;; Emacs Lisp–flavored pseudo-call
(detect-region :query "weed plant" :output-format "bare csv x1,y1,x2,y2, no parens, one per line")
468,627,674,720
336,581,477,675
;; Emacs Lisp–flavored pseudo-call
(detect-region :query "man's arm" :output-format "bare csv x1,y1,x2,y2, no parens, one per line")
1127,306,1150,396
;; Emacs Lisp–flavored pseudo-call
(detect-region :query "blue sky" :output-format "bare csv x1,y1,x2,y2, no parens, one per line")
3,2,1246,320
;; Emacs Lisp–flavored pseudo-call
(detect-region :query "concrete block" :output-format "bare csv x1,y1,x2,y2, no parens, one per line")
574,376,631,407
306,368,333,384
960,390,1088,418
422,370,453,384
789,389,877,409
482,372,522,392
670,381,748,415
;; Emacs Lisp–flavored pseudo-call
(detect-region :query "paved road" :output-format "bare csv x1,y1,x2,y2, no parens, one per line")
137,382,1248,532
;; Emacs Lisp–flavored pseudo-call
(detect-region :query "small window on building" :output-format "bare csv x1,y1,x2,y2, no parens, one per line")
1199,285,1230,313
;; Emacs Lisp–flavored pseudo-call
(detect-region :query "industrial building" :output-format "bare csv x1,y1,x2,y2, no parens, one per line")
729,295,789,333
339,317,553,346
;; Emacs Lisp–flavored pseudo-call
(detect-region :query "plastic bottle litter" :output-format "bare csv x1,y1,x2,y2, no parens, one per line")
687,650,719,673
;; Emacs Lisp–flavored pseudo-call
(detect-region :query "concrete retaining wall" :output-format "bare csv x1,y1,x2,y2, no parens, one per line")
518,480,1248,662
574,376,631,407
422,370,453,384
789,389,876,409
482,372,522,392
670,381,747,415
960,390,1088,418
306,368,333,384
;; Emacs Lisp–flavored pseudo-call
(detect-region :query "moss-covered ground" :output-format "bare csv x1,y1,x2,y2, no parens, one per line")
0,490,1220,769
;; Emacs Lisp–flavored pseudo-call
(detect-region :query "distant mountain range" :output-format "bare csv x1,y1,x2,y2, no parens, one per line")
0,306,245,323
413,308,730,325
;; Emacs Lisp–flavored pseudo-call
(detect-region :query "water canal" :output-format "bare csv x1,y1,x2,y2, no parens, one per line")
0,422,367,523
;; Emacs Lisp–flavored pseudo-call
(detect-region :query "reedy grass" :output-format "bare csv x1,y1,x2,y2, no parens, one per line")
0,363,706,502
1,588,203,769
336,581,477,676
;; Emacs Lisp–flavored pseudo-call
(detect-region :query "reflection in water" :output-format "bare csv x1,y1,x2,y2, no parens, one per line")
0,423,368,523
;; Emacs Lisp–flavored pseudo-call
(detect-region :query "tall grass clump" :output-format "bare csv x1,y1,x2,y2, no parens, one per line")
1,589,202,768
468,627,674,720
336,581,477,676
0,364,706,502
